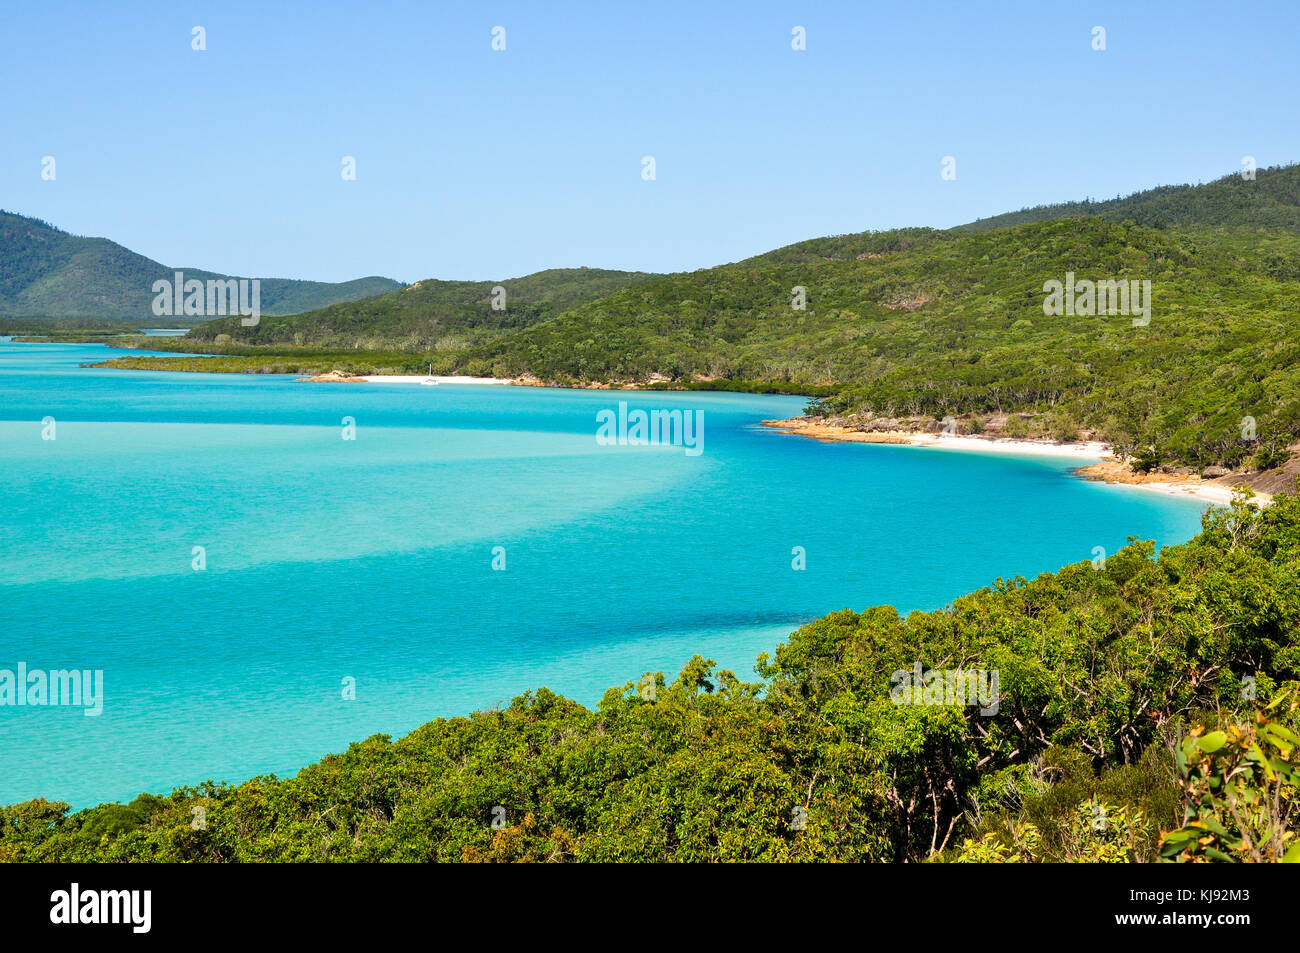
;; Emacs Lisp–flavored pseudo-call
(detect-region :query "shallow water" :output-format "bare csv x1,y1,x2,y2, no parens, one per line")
0,341,1210,806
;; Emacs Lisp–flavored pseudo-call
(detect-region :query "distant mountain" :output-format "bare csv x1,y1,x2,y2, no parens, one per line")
186,267,658,349
0,210,402,320
958,163,1300,231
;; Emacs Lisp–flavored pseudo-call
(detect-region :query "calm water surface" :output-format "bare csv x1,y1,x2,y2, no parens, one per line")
0,341,1210,805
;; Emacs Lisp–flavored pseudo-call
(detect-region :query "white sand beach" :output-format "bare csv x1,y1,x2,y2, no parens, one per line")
359,375,514,385
296,371,514,385
1091,480,1240,506
762,418,1253,506
901,433,1112,460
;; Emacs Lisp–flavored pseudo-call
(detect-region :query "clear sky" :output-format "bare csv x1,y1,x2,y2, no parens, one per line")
3,0,1298,283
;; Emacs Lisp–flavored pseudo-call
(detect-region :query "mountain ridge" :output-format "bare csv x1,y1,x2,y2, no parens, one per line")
184,266,659,350
957,162,1300,232
0,210,402,320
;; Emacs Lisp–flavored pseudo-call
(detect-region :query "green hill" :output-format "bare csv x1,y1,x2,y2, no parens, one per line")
428,219,1297,470
958,162,1300,231
185,267,657,350
107,168,1300,471
0,210,402,320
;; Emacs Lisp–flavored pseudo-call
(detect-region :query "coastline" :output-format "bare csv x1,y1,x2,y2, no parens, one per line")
41,339,1293,506
761,417,1262,506
359,374,512,385
761,417,1112,459
295,372,513,385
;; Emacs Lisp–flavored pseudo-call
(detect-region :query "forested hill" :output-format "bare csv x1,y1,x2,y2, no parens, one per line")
0,210,402,320
116,169,1300,472
123,218,1300,472
958,163,1300,232
446,219,1300,472
185,267,657,350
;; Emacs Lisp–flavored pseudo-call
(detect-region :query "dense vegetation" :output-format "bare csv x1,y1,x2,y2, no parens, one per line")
108,166,1300,473
461,218,1300,473
90,346,437,376
1,322,142,343
0,316,164,334
0,210,402,319
184,267,656,351
5,494,1296,863
959,163,1300,232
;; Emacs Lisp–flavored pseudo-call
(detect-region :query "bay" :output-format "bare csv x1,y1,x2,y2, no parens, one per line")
0,341,1209,806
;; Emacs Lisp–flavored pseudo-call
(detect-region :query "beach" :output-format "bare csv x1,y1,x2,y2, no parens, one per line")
762,417,1258,506
295,372,514,385
360,375,513,385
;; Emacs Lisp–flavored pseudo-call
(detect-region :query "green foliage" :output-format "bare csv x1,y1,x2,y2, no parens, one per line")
88,349,432,376
4,493,1298,863
1159,699,1300,862
959,163,1300,232
0,317,152,336
1002,415,1033,439
186,267,656,351
955,744,1180,862
954,798,1150,863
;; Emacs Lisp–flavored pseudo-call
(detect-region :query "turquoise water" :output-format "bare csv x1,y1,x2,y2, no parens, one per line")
0,342,1210,807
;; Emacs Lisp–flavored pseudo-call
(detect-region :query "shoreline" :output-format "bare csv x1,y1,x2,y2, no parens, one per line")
294,372,514,385
360,374,512,385
40,341,1292,506
761,417,1112,459
761,417,1261,506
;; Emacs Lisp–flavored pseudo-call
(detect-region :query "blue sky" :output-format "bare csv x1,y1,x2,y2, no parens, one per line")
3,0,1298,283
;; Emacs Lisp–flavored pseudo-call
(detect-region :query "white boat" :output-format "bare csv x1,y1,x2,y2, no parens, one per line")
420,364,439,386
